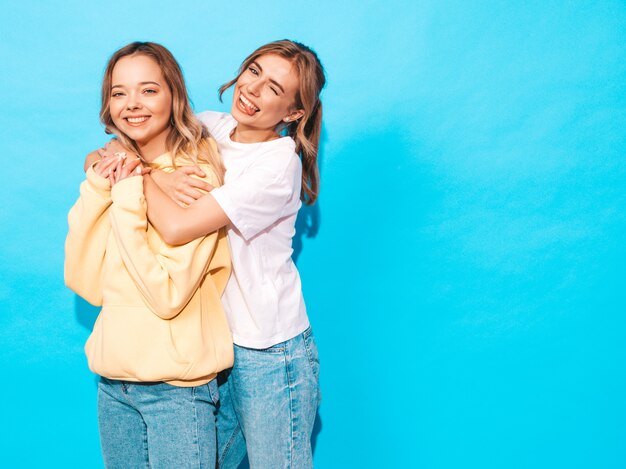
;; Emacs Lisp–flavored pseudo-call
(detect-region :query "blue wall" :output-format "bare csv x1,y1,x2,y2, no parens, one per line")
1,1,625,467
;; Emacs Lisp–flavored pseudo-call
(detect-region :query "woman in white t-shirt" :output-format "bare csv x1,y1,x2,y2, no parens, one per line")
101,39,325,468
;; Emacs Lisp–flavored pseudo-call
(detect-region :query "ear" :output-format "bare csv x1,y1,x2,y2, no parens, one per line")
283,109,305,123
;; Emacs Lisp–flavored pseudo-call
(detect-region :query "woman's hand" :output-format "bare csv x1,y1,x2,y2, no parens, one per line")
86,138,140,177
93,152,123,179
151,166,215,207
103,138,136,158
109,155,151,186
97,138,141,163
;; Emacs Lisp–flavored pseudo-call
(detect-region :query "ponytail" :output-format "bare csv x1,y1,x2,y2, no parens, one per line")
287,100,322,204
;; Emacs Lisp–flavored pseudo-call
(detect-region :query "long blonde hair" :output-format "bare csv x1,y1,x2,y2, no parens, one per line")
100,42,224,183
219,40,326,204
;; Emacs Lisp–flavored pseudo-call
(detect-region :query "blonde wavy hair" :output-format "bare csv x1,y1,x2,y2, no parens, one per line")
100,42,224,183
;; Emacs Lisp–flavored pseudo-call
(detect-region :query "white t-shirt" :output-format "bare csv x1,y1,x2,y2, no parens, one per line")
197,111,309,348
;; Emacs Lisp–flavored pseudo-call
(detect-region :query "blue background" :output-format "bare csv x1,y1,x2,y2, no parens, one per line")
1,1,625,467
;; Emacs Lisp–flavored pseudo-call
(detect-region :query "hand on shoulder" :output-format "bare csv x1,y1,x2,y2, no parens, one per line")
152,166,214,207
84,150,101,172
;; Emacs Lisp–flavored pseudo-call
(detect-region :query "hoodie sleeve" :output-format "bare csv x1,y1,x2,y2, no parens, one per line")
64,167,112,306
108,165,230,320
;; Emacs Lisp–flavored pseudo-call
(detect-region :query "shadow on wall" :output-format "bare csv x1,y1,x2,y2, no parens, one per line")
75,295,99,331
312,412,323,459
292,125,327,264
293,203,320,264
74,295,101,389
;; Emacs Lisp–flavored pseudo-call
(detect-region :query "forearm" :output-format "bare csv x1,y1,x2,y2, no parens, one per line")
144,173,230,245
110,177,224,319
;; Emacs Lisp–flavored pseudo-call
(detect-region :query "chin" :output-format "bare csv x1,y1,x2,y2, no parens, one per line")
231,106,244,119
125,129,149,141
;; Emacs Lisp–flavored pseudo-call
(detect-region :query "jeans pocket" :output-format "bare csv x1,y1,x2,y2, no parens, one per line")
190,380,219,406
303,330,320,382
236,342,286,355
207,379,220,406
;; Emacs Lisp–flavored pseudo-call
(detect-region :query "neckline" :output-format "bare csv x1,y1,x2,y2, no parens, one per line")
145,152,173,167
228,124,287,146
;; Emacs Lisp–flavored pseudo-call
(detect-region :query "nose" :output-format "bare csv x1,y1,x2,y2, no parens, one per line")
246,78,262,96
126,92,141,110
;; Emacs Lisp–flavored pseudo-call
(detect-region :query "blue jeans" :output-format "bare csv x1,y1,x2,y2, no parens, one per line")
217,327,321,469
98,377,219,469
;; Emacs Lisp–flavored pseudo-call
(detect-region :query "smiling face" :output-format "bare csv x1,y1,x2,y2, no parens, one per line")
230,53,304,142
109,54,172,158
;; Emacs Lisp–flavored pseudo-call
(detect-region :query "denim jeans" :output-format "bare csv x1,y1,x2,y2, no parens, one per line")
98,377,219,469
217,327,321,469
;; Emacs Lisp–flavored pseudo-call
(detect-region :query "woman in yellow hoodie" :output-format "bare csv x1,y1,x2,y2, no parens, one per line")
64,42,232,469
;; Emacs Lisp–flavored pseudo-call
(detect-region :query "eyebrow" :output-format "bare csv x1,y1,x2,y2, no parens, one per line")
252,61,285,94
111,81,161,88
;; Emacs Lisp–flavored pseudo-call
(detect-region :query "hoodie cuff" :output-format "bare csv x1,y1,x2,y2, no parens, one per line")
85,165,112,197
111,175,144,205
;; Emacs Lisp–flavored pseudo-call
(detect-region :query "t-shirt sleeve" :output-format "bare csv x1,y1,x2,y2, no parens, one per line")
197,111,226,135
211,153,301,241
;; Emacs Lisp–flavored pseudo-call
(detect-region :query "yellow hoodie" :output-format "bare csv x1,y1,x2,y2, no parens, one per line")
65,152,233,387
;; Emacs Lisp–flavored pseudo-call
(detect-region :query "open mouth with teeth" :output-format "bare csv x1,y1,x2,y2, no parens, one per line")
125,116,150,125
237,93,260,116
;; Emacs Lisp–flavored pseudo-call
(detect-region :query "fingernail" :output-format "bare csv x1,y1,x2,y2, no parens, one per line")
136,166,141,174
